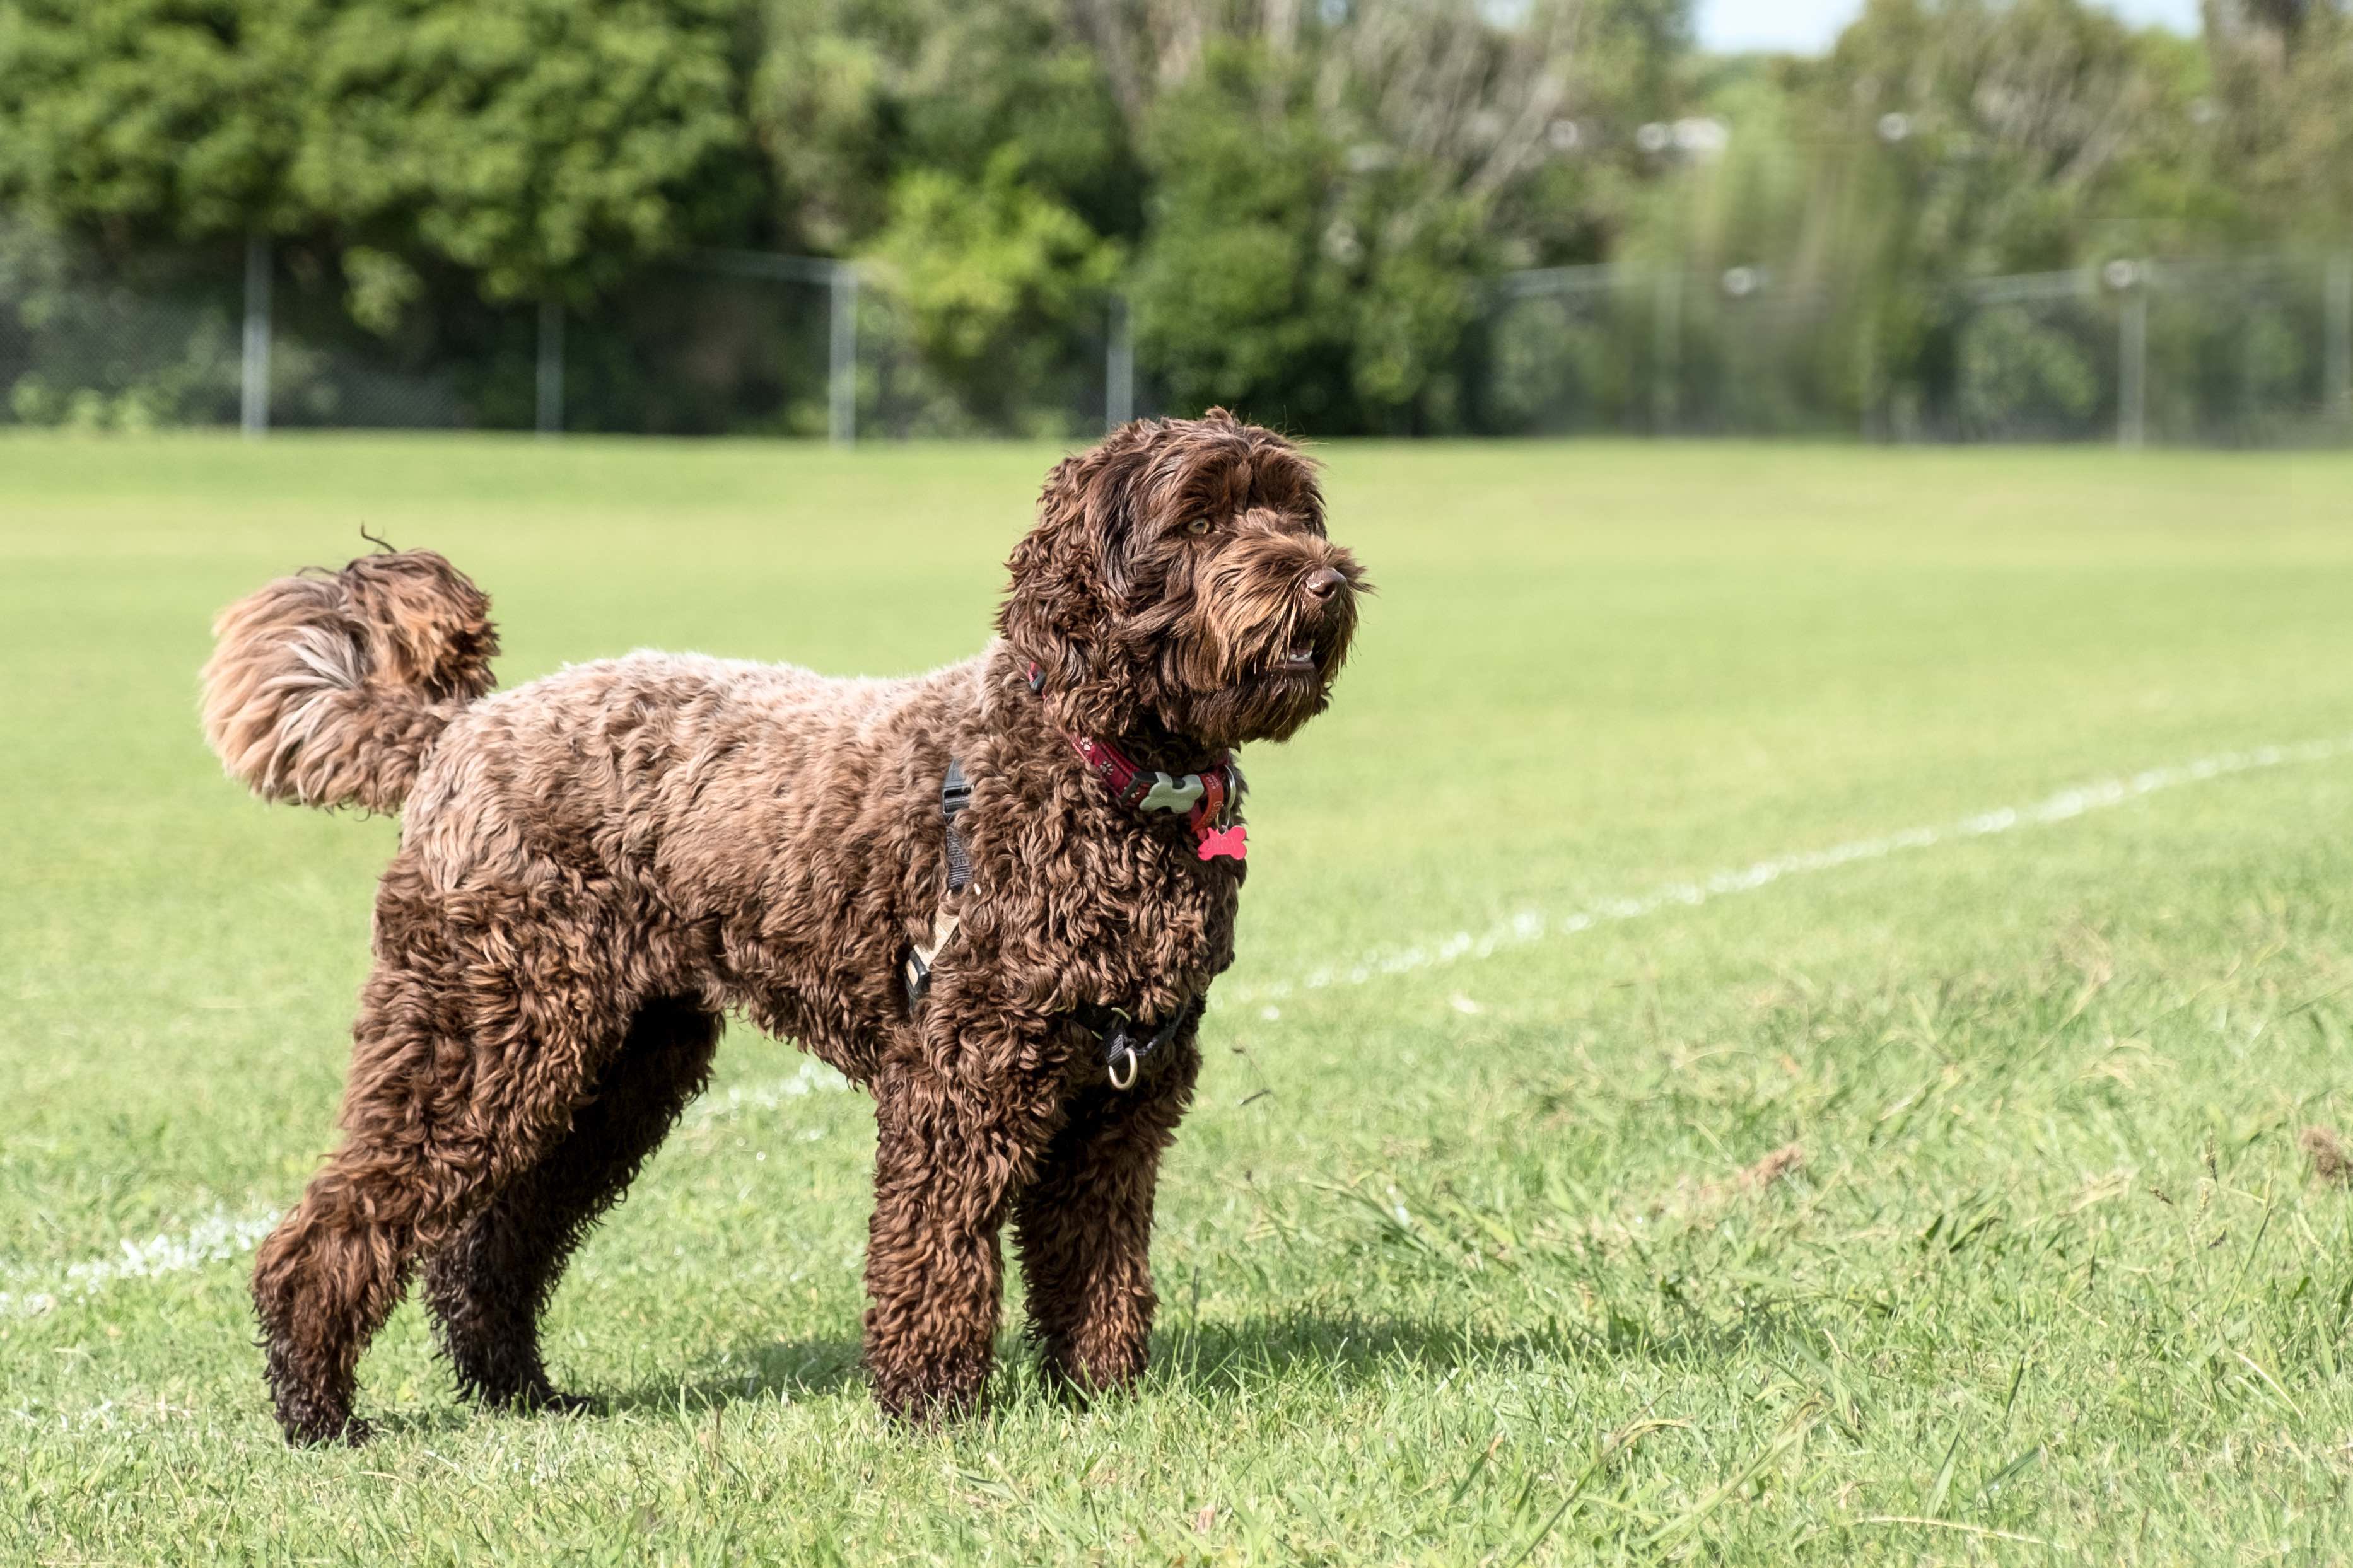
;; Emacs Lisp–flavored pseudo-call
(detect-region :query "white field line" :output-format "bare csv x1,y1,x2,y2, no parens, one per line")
1225,733,2353,1005
0,1211,281,1321
680,1057,851,1128
0,1060,853,1321
8,733,2351,1321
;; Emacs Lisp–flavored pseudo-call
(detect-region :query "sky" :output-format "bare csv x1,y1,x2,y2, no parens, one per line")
1695,0,2204,54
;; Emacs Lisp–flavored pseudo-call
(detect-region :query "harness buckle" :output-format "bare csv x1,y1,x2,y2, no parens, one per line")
1101,1006,1140,1089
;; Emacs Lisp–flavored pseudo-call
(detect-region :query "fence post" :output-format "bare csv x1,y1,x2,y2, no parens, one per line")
1106,295,1134,431
240,233,272,438
1857,316,1878,443
1650,268,1680,436
2117,264,2148,449
2328,253,2352,426
827,263,857,447
535,300,564,438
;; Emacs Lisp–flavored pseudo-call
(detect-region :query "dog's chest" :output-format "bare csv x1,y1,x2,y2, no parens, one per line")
1087,836,1237,1001
1005,802,1242,1022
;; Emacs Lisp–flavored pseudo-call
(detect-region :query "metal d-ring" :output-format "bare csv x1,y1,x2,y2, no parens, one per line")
1107,1046,1139,1091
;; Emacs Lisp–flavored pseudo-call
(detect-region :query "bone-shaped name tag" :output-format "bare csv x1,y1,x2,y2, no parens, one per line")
1140,772,1206,813
1196,823,1247,862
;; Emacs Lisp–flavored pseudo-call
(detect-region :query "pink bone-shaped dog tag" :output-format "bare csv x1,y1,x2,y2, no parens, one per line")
1196,823,1247,862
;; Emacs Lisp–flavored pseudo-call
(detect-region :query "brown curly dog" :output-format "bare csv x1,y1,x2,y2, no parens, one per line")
199,412,1363,1444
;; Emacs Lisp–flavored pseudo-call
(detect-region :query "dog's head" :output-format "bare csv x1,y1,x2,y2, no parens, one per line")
1000,410,1365,752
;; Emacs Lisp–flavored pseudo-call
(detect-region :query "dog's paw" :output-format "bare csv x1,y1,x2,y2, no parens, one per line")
281,1412,373,1449
469,1374,602,1419
508,1386,601,1419
870,1362,990,1427
1039,1350,1148,1405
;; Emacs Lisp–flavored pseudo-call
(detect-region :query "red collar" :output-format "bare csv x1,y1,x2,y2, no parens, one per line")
1027,663,1247,862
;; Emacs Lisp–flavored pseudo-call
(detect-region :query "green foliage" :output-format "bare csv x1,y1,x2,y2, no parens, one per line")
1956,304,2101,435
1130,49,1350,427
752,0,1138,252
868,149,1123,434
0,0,752,300
2205,2,2353,236
0,220,243,428
289,0,756,301
1131,45,1493,434
0,0,2345,434
749,0,1141,430
339,246,423,337
0,0,321,241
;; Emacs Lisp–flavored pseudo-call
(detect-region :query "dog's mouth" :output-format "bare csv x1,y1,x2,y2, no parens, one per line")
1251,641,1320,684
1176,624,1351,746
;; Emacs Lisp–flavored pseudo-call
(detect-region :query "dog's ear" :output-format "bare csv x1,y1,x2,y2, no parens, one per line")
998,426,1155,730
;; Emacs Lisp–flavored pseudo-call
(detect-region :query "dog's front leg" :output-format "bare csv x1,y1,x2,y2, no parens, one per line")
862,1014,1065,1424
1014,1036,1200,1396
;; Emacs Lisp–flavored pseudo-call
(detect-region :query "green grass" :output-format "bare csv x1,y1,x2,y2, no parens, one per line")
5,433,2353,1564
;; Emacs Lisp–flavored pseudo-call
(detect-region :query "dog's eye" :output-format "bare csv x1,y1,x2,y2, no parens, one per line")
1184,517,1211,537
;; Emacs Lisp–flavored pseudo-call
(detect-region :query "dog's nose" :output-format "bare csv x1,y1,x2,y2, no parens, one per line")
1302,567,1346,604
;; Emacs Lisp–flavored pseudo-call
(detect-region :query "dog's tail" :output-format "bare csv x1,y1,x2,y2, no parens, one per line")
200,550,499,813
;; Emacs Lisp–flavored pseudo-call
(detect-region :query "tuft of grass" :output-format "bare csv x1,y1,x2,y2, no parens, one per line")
5,434,2353,1563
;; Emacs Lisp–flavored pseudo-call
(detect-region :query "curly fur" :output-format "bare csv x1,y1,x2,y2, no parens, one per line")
201,412,1363,1444
201,550,498,813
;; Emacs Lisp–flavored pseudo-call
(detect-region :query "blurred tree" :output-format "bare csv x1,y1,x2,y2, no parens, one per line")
2201,0,2353,235
0,0,322,244
1816,0,2187,275
867,148,1124,433
749,0,1138,431
1779,0,2225,427
1126,0,1686,432
293,0,757,304
749,0,1690,432
0,0,756,308
8,0,2334,438
751,0,1140,252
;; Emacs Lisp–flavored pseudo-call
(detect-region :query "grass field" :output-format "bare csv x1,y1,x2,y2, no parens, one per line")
5,434,2353,1564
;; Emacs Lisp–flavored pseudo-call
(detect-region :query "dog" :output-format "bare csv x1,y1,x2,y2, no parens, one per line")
199,411,1363,1444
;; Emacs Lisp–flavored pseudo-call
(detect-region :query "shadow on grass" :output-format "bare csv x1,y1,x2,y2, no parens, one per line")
1146,1310,1561,1398
355,1336,865,1438
365,1301,1811,1434
598,1332,867,1415
592,1310,1578,1422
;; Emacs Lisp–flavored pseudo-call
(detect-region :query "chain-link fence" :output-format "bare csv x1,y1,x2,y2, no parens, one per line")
0,226,1137,442
3,221,2347,444
1483,251,2353,446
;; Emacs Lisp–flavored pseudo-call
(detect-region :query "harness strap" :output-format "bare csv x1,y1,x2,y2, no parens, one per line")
903,746,1198,1089
939,757,973,893
902,757,972,1005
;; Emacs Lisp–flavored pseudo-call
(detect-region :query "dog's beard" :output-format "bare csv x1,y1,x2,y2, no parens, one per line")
1155,550,1360,748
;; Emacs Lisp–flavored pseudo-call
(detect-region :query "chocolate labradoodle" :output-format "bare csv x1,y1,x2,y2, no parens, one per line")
200,412,1363,1444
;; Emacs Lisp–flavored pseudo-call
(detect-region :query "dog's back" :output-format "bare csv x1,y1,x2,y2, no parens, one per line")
400,648,974,931
203,553,972,1067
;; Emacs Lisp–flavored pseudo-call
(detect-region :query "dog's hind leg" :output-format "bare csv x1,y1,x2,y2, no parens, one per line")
423,996,720,1413
250,1001,510,1445
252,902,626,1446
1013,1038,1200,1398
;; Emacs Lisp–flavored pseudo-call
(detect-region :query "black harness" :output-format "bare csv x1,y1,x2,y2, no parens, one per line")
903,756,1193,1088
